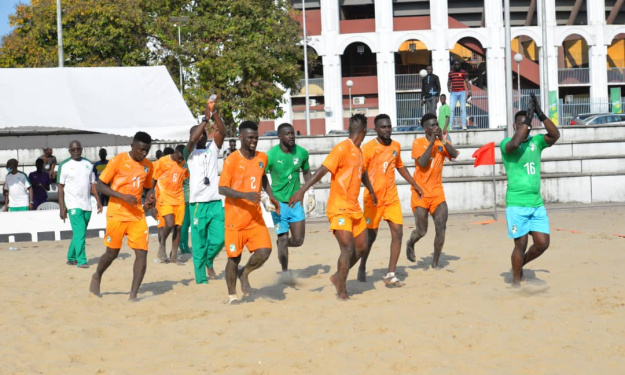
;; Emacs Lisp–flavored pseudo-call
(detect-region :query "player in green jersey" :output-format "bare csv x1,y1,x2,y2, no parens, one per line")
265,123,313,273
500,94,560,287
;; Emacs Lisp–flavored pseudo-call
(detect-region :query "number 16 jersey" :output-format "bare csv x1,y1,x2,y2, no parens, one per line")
219,150,268,230
500,134,549,207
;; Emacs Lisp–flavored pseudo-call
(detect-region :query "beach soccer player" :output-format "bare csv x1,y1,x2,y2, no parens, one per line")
90,131,154,301
406,113,459,268
152,144,188,264
184,96,227,283
358,114,423,286
57,140,103,268
290,114,377,300
219,121,280,304
265,122,313,273
501,94,560,286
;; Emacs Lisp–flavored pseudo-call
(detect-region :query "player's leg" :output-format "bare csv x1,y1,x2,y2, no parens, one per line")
179,202,191,254
66,209,79,266
431,201,448,268
158,213,175,262
357,228,377,282
506,207,532,286
90,220,125,296
191,204,210,283
129,248,147,301
74,210,92,268
205,203,225,279
226,254,241,303
523,206,551,267
169,205,185,264
238,226,272,295
330,229,355,300
273,206,291,272
406,207,429,262
511,235,529,286
387,221,403,274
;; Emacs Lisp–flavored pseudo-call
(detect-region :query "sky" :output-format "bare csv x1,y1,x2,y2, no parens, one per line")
0,0,29,37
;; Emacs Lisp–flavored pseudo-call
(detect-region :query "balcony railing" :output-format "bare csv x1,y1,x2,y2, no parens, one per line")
607,67,625,83
293,78,324,96
395,74,422,91
396,92,490,129
558,68,590,85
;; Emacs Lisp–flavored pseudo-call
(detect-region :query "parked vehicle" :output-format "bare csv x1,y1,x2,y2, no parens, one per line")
327,129,349,135
569,113,625,125
394,125,423,132
261,130,278,137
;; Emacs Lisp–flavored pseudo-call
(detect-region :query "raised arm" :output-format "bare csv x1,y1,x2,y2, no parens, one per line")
531,94,560,146
417,139,435,168
505,101,535,154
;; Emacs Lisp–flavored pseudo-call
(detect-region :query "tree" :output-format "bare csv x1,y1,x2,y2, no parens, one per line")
147,0,306,130
0,0,150,67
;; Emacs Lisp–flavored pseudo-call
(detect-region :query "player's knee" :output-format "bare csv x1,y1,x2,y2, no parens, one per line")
535,237,550,253
291,235,305,247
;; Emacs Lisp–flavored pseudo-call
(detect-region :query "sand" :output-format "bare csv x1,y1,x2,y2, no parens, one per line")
1,204,625,374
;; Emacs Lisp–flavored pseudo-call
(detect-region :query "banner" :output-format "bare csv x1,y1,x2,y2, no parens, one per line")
548,91,558,126
610,87,622,114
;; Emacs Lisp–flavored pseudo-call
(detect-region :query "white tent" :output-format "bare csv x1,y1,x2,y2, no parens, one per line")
0,66,196,142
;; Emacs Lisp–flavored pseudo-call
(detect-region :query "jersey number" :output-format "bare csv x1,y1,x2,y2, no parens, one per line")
250,177,256,189
383,162,389,173
172,173,178,182
523,162,536,175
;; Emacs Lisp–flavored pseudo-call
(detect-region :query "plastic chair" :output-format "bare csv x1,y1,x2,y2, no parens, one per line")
37,202,60,211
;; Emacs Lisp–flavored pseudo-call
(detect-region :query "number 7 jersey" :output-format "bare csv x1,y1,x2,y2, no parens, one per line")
219,150,268,230
500,134,549,207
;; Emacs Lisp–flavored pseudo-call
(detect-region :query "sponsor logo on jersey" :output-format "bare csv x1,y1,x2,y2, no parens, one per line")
229,244,236,253
338,217,345,226
293,157,299,165
259,162,264,169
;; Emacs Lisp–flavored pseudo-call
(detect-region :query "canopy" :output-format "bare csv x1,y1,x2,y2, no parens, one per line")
0,66,196,142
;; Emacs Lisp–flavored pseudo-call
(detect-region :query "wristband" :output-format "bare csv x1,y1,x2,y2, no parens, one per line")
538,114,547,122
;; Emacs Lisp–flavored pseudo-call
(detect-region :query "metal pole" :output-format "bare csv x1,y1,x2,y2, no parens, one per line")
504,0,514,136
517,62,521,110
349,87,352,114
178,24,183,95
540,0,549,112
493,164,498,220
302,0,311,135
56,0,63,67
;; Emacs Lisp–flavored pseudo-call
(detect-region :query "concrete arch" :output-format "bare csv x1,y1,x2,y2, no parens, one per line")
336,35,379,55
448,30,490,50
392,33,435,51
605,27,625,45
511,28,542,47
554,28,595,46
307,37,325,56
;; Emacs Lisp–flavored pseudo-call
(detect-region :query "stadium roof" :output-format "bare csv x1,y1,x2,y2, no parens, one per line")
0,66,196,144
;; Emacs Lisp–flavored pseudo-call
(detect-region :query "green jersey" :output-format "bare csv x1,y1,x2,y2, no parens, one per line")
438,103,451,130
500,134,549,207
266,144,310,203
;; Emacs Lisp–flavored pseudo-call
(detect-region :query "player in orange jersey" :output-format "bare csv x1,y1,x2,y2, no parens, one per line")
219,121,280,305
406,113,459,268
358,114,423,286
290,114,376,300
152,144,188,264
90,131,155,301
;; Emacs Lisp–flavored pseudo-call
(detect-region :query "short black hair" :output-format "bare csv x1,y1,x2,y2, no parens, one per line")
277,122,294,135
348,113,367,134
374,114,390,128
239,121,258,132
35,158,44,166
133,131,152,145
68,139,81,148
175,144,185,154
440,94,446,98
515,110,527,122
421,113,437,126
163,147,175,156
229,139,236,144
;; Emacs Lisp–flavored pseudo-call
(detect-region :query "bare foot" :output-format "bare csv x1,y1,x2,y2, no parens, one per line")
128,295,139,302
406,241,416,262
89,273,101,297
357,268,366,282
520,269,526,282
330,273,349,300
238,267,252,297
207,267,217,279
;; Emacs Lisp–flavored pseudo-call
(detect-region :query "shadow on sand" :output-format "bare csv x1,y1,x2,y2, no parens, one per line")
244,264,331,302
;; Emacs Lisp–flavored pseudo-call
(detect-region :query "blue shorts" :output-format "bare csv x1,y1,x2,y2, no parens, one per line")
271,201,306,235
505,206,550,239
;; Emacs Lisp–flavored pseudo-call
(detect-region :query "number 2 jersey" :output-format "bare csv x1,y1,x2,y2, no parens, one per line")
219,150,268,230
500,134,549,207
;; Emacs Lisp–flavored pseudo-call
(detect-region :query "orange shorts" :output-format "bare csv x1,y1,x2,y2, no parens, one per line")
411,194,446,215
364,200,404,229
104,219,149,251
156,204,185,228
224,225,272,258
328,212,367,237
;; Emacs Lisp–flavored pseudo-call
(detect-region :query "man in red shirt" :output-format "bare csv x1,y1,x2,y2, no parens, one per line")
447,60,471,130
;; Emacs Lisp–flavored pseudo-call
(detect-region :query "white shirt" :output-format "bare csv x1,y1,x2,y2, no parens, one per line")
185,141,222,203
58,158,96,211
4,172,31,208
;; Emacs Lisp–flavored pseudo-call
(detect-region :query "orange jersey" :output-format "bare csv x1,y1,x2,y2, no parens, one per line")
219,150,268,230
153,155,188,206
99,152,153,222
361,139,404,207
411,137,450,198
322,139,364,216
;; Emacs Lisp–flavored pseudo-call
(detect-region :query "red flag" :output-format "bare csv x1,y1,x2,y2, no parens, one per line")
472,142,495,167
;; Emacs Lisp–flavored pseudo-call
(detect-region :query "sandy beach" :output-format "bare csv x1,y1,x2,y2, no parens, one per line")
1,204,624,374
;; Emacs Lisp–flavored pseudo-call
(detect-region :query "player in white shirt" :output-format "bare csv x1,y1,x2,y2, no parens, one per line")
3,158,32,211
58,140,103,268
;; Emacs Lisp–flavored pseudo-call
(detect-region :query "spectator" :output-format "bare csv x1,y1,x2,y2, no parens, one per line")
39,147,57,181
3,158,32,211
222,139,237,159
162,147,175,157
155,149,163,160
447,60,471,130
437,94,452,144
92,148,109,206
28,158,51,209
421,65,441,115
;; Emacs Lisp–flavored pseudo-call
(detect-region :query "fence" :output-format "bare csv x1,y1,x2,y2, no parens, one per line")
396,93,490,129
558,97,625,125
395,74,422,91
607,67,625,84
558,68,590,85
